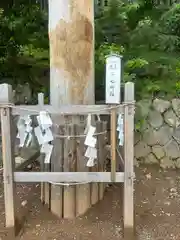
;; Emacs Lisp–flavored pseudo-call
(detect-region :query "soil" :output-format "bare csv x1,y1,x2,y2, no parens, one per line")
1,165,180,240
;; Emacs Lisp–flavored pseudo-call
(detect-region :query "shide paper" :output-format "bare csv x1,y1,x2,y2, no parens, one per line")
17,111,54,164
41,142,53,164
117,114,124,146
16,115,33,147
35,111,54,163
84,123,97,167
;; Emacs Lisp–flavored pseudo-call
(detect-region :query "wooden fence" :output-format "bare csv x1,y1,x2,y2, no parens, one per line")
40,121,108,218
0,81,135,239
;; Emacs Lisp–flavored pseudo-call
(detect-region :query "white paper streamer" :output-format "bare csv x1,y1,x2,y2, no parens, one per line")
84,125,97,167
41,143,53,164
39,111,53,130
16,115,33,147
84,114,92,134
86,157,95,167
117,114,124,146
34,126,44,145
85,146,97,159
42,128,54,143
36,111,54,163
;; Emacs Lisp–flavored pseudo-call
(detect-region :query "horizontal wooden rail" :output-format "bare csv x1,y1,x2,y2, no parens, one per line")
14,172,125,183
11,104,123,115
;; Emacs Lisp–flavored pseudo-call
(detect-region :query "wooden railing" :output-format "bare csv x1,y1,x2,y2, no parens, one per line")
0,82,135,239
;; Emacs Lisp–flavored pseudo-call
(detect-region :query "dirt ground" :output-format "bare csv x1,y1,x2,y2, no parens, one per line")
1,165,180,240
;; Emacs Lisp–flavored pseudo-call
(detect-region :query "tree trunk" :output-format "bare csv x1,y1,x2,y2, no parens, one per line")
48,0,94,218
49,0,95,106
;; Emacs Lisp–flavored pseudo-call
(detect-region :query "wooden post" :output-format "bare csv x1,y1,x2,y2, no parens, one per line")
48,0,94,105
102,121,108,193
97,121,108,199
48,0,94,217
105,54,122,183
110,108,117,182
124,82,135,239
90,163,99,205
0,84,16,233
38,93,51,208
38,93,45,204
38,92,44,106
90,119,99,206
96,121,103,200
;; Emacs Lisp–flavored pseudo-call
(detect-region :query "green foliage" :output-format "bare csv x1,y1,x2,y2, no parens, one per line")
0,3,49,93
125,58,149,72
9,3,48,48
95,0,180,100
0,8,20,58
161,4,180,37
1,0,180,101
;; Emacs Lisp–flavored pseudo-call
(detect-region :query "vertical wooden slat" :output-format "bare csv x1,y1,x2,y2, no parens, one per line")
37,93,51,208
90,177,99,205
38,93,45,204
90,121,99,205
44,166,51,208
63,124,76,218
0,84,15,232
124,82,135,239
102,121,108,193
38,92,44,106
96,121,104,200
88,115,98,206
110,108,117,182
51,123,64,218
76,124,90,216
40,154,45,204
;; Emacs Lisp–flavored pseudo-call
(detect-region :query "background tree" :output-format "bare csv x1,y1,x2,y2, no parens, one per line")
0,0,180,101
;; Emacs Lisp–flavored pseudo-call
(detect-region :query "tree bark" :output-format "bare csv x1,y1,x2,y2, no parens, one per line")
49,0,95,106
48,0,95,218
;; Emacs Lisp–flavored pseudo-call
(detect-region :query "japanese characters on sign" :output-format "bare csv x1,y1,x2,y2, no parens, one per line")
105,54,122,104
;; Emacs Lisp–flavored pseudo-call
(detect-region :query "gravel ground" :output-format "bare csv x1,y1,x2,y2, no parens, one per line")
1,165,180,240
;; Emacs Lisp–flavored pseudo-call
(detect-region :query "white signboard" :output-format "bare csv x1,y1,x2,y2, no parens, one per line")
105,54,122,104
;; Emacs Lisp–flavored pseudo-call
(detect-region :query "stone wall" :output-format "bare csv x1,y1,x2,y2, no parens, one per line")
13,83,32,104
135,98,180,169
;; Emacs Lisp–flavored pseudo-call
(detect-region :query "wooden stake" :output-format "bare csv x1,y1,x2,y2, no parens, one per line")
0,84,15,234
124,82,135,239
38,93,45,205
102,121,108,193
110,107,117,182
96,121,104,200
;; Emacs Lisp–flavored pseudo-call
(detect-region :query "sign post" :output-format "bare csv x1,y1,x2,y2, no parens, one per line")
105,54,122,182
